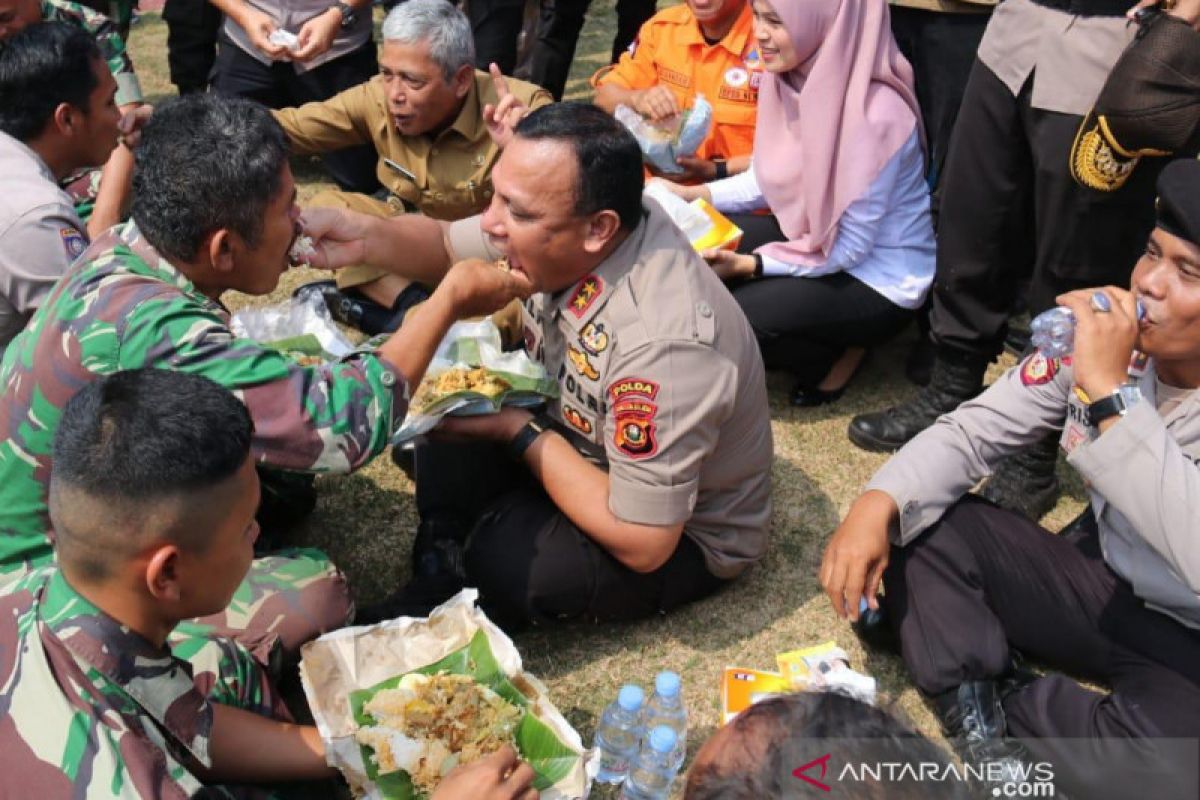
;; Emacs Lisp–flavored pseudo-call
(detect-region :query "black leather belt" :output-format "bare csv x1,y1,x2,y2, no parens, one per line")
1028,0,1134,17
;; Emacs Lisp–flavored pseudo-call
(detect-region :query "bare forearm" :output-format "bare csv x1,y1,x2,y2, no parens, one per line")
362,215,455,285
377,290,456,391
87,144,134,238
727,154,751,176
203,705,333,784
524,431,682,572
594,84,639,115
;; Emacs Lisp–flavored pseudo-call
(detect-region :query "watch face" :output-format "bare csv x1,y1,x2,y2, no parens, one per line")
1117,384,1143,407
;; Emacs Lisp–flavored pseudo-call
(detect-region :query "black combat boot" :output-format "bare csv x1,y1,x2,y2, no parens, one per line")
933,681,1037,793
979,433,1062,521
848,348,990,452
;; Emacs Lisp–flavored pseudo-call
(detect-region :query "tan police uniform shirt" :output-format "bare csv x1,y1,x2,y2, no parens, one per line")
976,0,1135,116
867,351,1200,629
0,132,86,354
274,71,553,221
448,200,774,578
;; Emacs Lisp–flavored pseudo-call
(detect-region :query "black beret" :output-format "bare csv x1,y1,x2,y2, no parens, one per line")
1156,158,1200,247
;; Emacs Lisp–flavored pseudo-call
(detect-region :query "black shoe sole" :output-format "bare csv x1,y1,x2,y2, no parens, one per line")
847,423,907,453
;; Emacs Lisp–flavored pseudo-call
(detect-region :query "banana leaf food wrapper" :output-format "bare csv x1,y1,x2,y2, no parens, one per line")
394,319,558,443
299,590,591,799
230,291,356,366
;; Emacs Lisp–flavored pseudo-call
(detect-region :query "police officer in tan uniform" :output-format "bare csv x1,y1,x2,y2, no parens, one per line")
821,158,1200,799
303,103,773,627
277,0,551,334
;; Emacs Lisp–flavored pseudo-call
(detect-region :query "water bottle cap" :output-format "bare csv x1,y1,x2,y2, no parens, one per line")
655,671,681,697
617,684,645,711
649,725,677,752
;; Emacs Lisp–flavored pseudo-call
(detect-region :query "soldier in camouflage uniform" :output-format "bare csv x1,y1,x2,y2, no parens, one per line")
0,94,531,668
0,368,540,800
0,0,145,230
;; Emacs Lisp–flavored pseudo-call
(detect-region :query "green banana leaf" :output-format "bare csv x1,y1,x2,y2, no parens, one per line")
263,333,327,357
349,630,579,799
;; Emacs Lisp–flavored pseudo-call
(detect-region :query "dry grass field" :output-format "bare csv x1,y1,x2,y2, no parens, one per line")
126,4,1090,777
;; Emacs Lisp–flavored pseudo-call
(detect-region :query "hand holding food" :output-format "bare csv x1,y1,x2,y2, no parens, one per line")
438,258,533,320
430,747,538,800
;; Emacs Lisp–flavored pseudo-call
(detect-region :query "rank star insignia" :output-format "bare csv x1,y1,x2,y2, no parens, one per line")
567,345,599,381
567,275,603,318
1020,352,1059,386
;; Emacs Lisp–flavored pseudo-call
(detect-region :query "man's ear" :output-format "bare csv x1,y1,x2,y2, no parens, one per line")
144,544,183,603
582,210,623,255
205,229,236,276
453,64,474,99
51,102,81,138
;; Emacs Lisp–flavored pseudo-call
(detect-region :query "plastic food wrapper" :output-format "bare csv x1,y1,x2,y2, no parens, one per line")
299,589,592,799
776,642,877,705
268,28,300,50
394,319,558,444
720,667,790,724
230,291,355,364
644,182,743,252
615,94,713,175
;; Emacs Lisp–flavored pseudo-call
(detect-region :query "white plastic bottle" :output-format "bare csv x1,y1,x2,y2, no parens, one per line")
594,684,646,784
621,725,680,800
641,670,687,770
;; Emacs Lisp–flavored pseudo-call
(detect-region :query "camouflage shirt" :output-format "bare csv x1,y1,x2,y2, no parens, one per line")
0,222,408,580
0,567,284,798
41,0,143,107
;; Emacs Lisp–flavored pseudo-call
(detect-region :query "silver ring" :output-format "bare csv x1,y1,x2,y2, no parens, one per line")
1089,291,1112,313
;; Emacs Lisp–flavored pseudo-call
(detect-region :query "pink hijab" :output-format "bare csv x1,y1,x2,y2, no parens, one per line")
753,0,922,266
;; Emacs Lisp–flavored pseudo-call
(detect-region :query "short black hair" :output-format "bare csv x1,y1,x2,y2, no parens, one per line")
0,22,102,142
513,102,644,231
131,94,289,262
50,369,254,578
685,693,971,800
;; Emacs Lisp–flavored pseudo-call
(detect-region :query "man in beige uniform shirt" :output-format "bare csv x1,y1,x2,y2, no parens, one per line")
305,103,773,628
278,0,551,335
823,159,1200,800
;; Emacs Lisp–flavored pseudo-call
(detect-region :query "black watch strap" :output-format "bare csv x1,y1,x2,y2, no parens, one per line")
712,159,728,180
1086,392,1127,427
752,253,764,278
507,414,552,460
334,1,355,27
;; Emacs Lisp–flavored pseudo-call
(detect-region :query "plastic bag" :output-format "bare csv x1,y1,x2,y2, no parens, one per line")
644,181,743,252
614,93,713,175
394,319,558,444
230,291,355,362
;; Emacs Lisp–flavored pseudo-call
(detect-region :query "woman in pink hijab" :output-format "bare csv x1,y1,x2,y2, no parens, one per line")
657,0,935,406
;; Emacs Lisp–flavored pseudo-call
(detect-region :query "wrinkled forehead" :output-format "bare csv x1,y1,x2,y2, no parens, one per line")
496,137,579,205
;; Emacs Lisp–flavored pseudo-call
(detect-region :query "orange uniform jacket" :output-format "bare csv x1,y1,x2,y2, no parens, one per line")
592,3,760,164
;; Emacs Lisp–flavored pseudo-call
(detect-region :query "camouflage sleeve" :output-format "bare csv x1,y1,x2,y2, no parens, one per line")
118,292,407,473
43,0,143,105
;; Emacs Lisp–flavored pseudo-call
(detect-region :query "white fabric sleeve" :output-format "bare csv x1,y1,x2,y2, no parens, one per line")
707,163,767,214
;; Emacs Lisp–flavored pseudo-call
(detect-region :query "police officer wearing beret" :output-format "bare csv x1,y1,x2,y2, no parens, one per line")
823,158,1200,799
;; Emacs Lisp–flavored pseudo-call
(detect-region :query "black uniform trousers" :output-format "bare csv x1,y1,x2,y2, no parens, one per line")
211,36,382,194
414,439,726,630
525,0,655,99
886,496,1200,799
727,212,915,387
163,0,223,95
929,59,1163,359
467,0,528,76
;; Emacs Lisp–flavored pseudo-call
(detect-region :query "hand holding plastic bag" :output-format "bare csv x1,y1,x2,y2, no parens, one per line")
614,94,713,175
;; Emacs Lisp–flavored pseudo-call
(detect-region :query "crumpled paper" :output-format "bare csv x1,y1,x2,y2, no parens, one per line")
298,590,592,799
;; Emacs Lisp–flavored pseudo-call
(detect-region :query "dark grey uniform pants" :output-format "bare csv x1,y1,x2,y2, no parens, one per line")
930,58,1164,358
886,495,1200,799
415,439,725,630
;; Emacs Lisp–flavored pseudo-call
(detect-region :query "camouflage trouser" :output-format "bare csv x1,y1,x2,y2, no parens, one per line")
175,547,354,677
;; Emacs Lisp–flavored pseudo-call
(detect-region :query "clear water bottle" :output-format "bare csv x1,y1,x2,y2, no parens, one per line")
621,725,680,800
594,684,646,784
1030,299,1145,359
641,671,687,770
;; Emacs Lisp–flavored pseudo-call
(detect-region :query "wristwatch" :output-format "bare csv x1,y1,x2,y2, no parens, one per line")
712,158,729,180
507,413,552,461
333,1,356,28
1086,383,1142,427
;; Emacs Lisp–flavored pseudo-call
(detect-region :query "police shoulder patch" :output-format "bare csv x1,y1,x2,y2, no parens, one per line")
608,376,660,459
1019,352,1060,386
60,227,86,260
